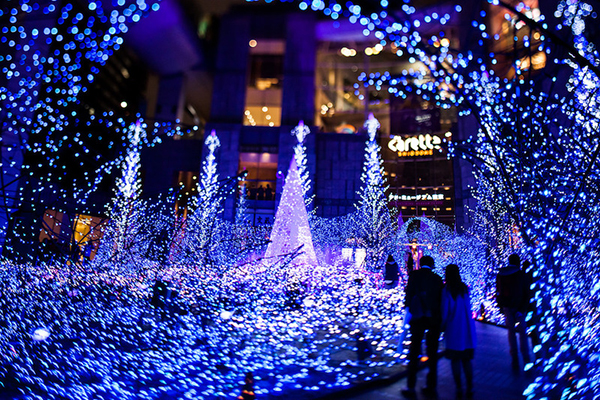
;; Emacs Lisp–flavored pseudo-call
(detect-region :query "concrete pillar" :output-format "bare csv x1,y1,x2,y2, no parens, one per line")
210,14,251,124
155,74,185,123
145,73,160,120
281,13,317,126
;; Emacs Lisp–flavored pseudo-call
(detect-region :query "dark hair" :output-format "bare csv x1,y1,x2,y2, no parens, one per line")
406,255,414,273
445,264,468,299
508,253,520,267
420,255,434,268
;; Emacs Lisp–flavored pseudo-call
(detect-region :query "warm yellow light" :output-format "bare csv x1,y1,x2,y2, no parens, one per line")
365,47,374,56
340,47,357,57
532,52,546,69
120,101,127,108
440,38,450,47
249,39,257,47
262,106,268,112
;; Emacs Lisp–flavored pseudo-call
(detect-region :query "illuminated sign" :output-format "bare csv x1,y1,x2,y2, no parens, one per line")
389,193,445,202
388,134,442,157
389,192,447,206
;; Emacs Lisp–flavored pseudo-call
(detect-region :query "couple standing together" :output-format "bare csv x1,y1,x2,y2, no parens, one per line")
401,256,476,399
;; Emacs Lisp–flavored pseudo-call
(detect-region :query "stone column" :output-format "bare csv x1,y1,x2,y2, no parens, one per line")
210,14,251,124
281,13,317,126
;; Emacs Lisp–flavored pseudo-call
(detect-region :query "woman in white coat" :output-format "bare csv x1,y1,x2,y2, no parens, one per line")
441,264,476,398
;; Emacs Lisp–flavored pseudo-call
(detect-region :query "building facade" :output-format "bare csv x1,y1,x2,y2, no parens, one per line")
143,2,468,228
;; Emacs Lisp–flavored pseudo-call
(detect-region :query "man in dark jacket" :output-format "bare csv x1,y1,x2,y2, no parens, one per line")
384,254,399,289
496,253,531,370
402,255,444,399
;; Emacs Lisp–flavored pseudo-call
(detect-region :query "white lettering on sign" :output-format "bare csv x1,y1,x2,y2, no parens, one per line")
388,134,442,153
389,193,445,202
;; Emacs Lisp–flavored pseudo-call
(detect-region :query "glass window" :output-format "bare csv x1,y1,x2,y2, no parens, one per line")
249,54,283,89
244,39,284,127
488,0,542,78
238,152,278,200
39,210,104,260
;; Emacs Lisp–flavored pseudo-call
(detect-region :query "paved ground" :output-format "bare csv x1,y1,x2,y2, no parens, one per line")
336,322,529,400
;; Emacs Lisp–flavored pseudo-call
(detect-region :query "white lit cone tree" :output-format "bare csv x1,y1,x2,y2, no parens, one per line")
96,121,148,268
291,120,314,212
264,157,318,266
183,130,224,266
353,113,392,271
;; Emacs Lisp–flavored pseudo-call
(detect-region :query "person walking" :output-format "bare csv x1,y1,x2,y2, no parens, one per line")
496,253,531,371
441,264,476,399
384,253,399,289
401,255,443,399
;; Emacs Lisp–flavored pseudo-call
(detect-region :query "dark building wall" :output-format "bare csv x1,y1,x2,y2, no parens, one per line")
154,74,185,122
239,126,279,153
141,138,204,197
281,13,317,126
210,14,251,124
314,133,366,217
207,7,320,220
154,5,462,225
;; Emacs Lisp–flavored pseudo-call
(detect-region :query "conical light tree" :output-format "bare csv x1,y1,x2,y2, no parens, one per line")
264,157,318,266
291,120,314,211
354,113,392,270
193,130,222,219
96,121,147,265
184,130,224,264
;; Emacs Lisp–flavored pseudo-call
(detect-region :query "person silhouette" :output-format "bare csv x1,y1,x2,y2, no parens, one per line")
402,255,443,399
406,253,414,275
237,372,255,400
265,184,273,200
441,264,476,398
249,187,258,200
496,253,531,371
257,185,265,200
384,254,399,289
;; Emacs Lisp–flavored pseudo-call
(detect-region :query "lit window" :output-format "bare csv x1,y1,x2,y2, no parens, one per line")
244,40,284,127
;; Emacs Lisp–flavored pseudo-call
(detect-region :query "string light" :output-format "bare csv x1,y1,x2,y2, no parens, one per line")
255,1,600,398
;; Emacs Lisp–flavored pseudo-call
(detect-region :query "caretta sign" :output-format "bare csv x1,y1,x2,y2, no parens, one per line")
388,133,442,157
